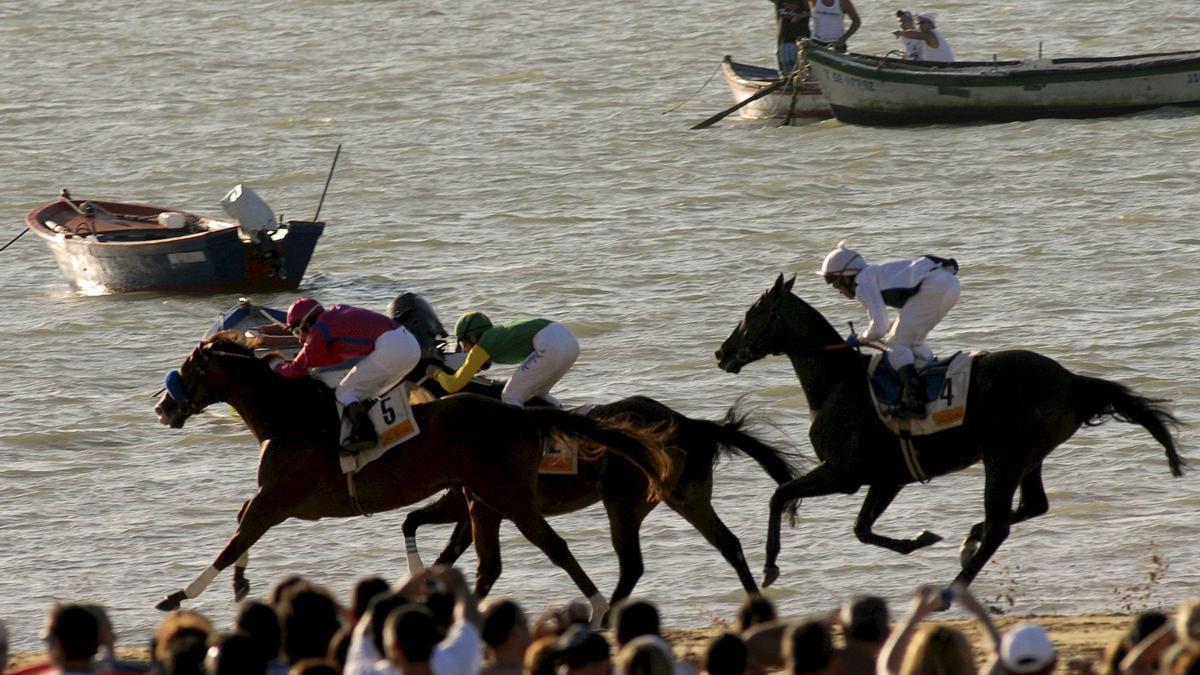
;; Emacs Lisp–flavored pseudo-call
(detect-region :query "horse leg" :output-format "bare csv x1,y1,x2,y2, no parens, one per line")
467,499,504,599
602,496,657,607
764,463,858,588
960,464,1048,566
400,489,471,573
232,499,251,601
951,467,1021,589
507,510,607,628
853,483,943,554
666,497,758,595
156,494,288,611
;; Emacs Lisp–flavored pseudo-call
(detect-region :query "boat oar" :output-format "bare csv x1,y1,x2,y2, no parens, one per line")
312,143,342,222
691,78,789,130
0,227,28,252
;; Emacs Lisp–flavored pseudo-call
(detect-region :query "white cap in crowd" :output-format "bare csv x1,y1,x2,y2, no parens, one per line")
1000,622,1056,674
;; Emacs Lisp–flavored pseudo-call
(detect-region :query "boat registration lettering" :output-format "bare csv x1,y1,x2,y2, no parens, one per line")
829,72,876,91
168,251,207,265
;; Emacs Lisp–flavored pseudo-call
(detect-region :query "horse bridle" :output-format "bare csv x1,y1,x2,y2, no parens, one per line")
165,345,256,414
738,295,851,362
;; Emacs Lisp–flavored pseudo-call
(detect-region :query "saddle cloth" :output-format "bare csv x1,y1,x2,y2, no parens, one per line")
866,351,976,436
336,381,422,475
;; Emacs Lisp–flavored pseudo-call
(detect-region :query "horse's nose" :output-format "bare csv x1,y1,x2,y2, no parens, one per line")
714,348,724,362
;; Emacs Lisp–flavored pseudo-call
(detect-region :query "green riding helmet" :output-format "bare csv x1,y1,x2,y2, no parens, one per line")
454,311,493,346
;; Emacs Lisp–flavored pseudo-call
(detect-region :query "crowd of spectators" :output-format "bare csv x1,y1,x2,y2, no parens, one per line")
4,567,1200,674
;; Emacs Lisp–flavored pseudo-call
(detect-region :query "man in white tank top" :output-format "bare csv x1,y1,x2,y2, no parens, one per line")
893,10,924,60
808,0,861,52
894,13,955,62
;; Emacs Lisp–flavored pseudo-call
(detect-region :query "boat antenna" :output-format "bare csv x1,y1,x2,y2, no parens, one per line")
312,143,342,222
1038,41,1043,59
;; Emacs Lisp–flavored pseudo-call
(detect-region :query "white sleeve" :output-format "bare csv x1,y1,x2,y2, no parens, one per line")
855,269,891,342
431,619,483,675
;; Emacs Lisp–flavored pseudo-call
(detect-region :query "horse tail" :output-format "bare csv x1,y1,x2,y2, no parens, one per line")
701,399,806,524
528,408,674,502
1074,374,1186,477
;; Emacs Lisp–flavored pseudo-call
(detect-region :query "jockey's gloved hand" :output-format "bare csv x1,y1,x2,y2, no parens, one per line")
424,363,443,381
846,333,860,348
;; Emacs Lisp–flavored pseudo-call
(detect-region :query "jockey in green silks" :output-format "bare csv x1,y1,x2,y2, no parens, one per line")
429,312,580,407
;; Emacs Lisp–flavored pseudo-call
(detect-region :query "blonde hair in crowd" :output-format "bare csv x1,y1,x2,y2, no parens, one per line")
898,624,976,675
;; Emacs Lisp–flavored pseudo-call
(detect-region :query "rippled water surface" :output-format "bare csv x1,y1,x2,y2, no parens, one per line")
1,0,1198,651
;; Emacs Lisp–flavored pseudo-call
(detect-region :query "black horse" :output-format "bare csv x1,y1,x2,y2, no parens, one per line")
715,274,1184,591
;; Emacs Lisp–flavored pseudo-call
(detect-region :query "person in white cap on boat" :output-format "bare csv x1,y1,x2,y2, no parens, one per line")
893,10,924,60
819,240,960,418
893,12,955,62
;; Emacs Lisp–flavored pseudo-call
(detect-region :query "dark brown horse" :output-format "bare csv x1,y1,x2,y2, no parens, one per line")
715,274,1184,593
398,386,802,605
151,332,672,623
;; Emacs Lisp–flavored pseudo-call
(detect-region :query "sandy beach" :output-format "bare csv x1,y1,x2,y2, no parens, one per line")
7,612,1134,672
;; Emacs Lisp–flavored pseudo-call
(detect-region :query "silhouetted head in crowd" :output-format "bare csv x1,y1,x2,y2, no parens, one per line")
328,623,354,672
613,599,661,648
43,603,101,670
366,591,415,656
705,632,749,675
352,576,391,622
841,595,890,644
558,625,612,675
205,631,268,675
268,574,308,608
784,619,835,675
736,595,777,633
163,634,208,675
153,609,214,664
385,605,440,671
482,598,531,667
277,585,343,664
616,635,673,675
900,624,973,675
525,635,562,675
235,600,282,665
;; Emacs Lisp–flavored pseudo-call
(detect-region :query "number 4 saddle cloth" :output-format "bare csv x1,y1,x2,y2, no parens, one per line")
865,351,979,436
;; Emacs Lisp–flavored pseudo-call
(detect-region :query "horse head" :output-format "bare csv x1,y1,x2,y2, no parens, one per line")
154,332,263,428
716,273,843,373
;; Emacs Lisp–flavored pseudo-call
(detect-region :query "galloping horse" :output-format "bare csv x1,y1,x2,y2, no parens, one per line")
400,388,803,604
715,274,1184,591
152,332,672,622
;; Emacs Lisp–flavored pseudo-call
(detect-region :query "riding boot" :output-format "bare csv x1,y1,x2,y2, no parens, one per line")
342,401,378,454
895,364,926,419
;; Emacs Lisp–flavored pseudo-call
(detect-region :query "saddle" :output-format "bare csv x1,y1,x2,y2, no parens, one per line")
866,351,975,436
308,360,422,474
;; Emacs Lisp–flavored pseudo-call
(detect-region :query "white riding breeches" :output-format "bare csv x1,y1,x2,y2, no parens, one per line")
502,322,580,406
885,268,960,369
336,326,422,406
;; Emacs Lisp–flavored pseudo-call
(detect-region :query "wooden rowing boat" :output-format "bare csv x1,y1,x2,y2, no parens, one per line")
803,41,1200,126
26,186,323,294
720,55,832,121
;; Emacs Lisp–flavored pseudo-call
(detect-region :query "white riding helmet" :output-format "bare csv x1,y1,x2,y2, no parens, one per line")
819,240,866,279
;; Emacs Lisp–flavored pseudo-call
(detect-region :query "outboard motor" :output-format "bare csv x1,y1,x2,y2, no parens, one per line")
387,292,448,356
221,184,277,238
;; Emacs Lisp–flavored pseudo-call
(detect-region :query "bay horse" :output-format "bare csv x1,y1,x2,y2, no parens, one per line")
399,383,803,605
151,332,672,623
715,274,1184,593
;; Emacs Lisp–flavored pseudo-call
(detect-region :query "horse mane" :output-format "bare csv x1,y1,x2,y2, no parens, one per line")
202,330,330,400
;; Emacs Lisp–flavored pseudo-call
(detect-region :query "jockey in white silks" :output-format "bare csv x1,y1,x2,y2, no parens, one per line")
820,240,960,417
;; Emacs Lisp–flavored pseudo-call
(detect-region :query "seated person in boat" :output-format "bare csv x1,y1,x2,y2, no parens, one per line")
894,10,924,59
809,0,861,53
429,312,580,407
276,298,422,453
819,240,960,418
770,0,811,76
893,12,954,62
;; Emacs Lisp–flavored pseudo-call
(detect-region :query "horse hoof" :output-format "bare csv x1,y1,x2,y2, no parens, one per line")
155,591,186,612
762,565,780,588
233,577,250,602
916,530,943,547
959,537,980,567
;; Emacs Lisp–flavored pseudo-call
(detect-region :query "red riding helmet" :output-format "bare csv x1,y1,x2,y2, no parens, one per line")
286,297,325,331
